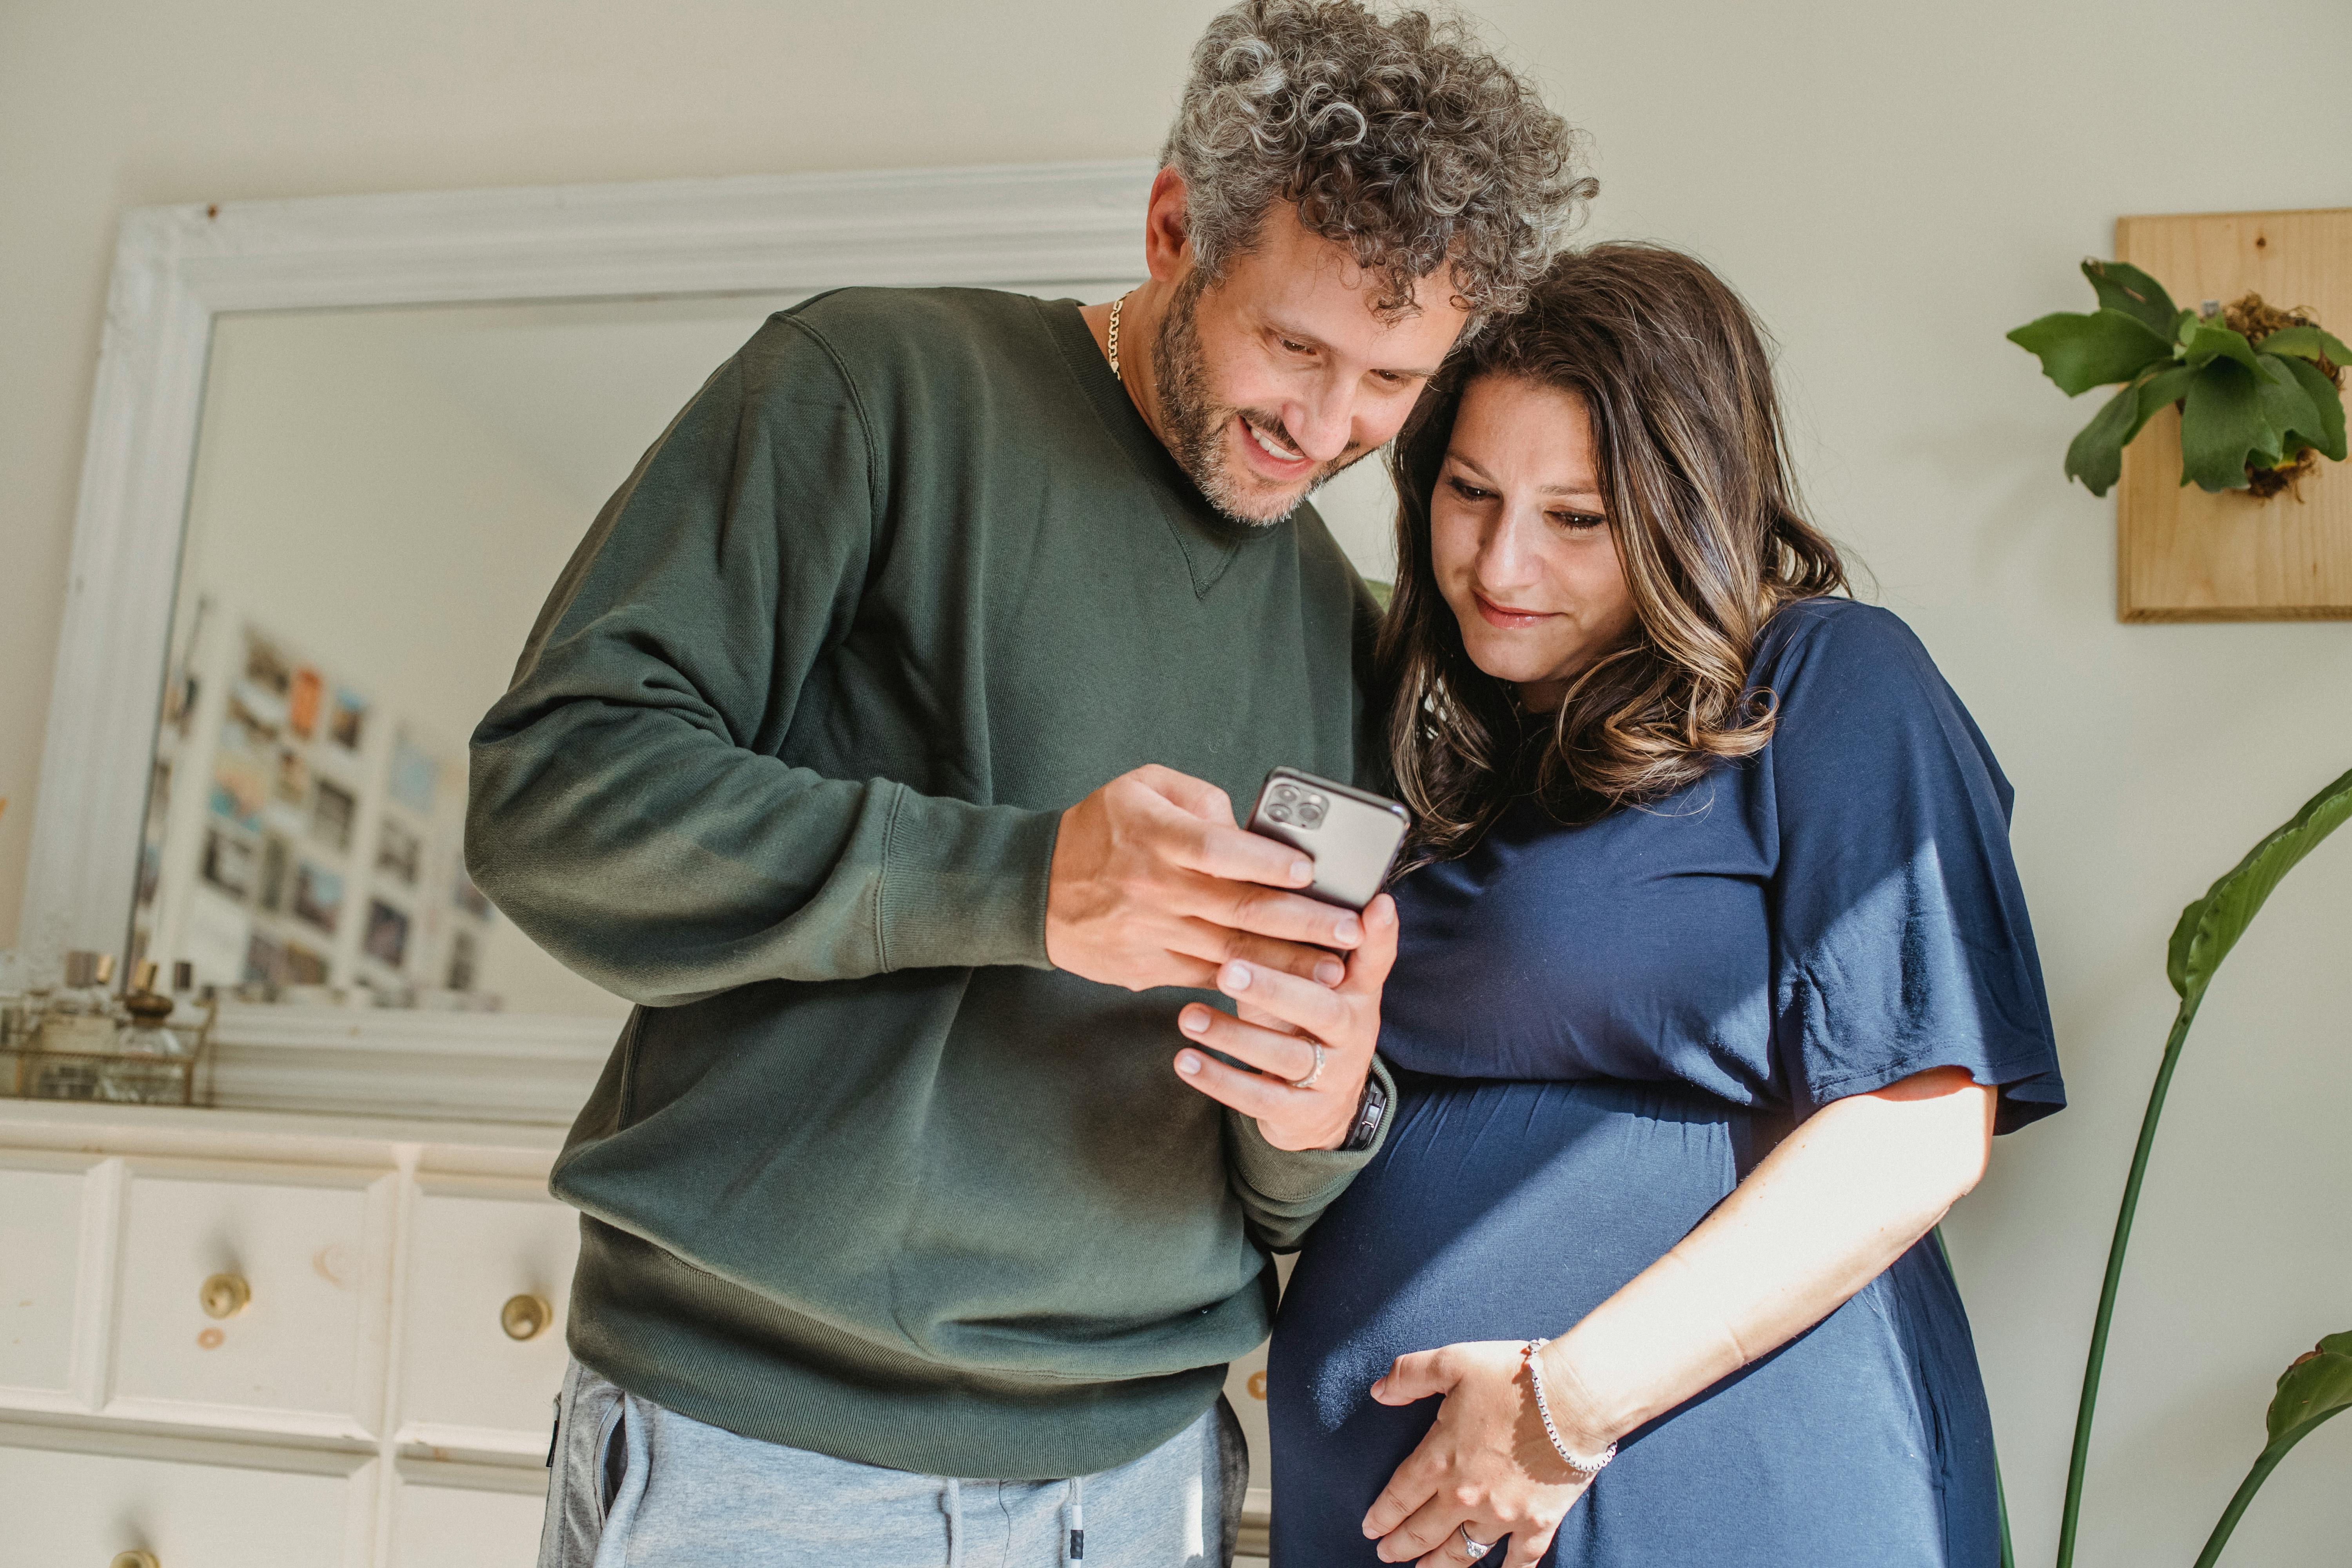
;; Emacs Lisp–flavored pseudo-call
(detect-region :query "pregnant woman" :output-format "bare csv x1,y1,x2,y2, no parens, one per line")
1267,245,2064,1568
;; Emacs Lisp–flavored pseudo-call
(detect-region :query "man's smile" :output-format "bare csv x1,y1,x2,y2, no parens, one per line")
1237,412,1314,480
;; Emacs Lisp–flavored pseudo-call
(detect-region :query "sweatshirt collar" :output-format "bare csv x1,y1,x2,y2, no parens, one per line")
1040,297,1272,599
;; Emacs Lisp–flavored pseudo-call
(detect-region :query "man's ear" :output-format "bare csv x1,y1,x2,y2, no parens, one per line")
1143,166,1194,285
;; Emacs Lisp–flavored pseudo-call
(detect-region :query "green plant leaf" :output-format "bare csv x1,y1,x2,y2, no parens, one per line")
2010,309,2176,395
2274,354,2349,462
2178,361,2275,490
2255,354,2329,462
2180,319,2266,374
2192,1332,2352,1568
2165,767,2352,998
2081,259,2179,336
2134,364,2197,430
2254,324,2352,369
2268,1333,2352,1448
2063,363,2208,495
2064,381,2146,495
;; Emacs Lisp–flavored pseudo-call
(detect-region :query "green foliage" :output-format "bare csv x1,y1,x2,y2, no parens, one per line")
2189,1334,2352,1568
2179,361,2272,493
2274,356,2348,461
2009,309,2174,396
2081,259,2180,335
2057,766,2352,1568
2165,767,2352,998
2256,324,2352,369
2178,316,2267,374
2267,1333,2352,1447
2008,259,2350,496
2061,383,2149,497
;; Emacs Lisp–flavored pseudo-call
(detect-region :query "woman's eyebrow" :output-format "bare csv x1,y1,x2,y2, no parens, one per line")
1445,450,1603,500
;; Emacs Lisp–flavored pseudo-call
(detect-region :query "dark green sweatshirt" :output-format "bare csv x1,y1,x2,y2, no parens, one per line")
467,287,1390,1480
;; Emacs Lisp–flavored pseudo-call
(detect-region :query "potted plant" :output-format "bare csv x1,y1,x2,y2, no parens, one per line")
2009,260,2349,498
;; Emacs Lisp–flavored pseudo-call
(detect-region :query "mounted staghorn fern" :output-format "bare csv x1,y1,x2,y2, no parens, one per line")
2009,260,2349,499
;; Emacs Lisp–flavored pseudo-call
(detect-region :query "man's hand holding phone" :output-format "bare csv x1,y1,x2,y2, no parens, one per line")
1045,763,1367,992
1044,763,1402,1151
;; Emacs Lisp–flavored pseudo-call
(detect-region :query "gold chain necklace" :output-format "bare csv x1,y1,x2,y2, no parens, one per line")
1107,291,1127,379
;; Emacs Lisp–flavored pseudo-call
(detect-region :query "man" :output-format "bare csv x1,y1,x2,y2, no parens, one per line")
468,3,1587,1561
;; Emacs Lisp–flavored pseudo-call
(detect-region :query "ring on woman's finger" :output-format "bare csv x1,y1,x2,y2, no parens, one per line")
1456,1523,1494,1561
1286,1041,1325,1090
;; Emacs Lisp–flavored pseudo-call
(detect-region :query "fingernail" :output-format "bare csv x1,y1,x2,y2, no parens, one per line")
1335,914,1363,944
1180,1007,1210,1034
1291,858,1314,884
1176,1052,1202,1076
1315,958,1345,986
1222,962,1252,991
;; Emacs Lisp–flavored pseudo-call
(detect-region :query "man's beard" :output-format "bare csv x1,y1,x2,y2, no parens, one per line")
1153,275,1364,527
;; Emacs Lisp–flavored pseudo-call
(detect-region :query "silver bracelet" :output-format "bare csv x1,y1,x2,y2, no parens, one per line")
1523,1338,1617,1476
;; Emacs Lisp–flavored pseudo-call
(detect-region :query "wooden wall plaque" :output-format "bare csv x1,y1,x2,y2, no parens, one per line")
2114,207,2352,622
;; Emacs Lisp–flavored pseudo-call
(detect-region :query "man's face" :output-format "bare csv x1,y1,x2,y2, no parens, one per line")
1156,201,1470,525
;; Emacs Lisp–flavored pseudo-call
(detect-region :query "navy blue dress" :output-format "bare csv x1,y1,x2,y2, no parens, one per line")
1270,600,2063,1567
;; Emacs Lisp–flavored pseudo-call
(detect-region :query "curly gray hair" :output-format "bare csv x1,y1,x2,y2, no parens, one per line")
1162,0,1593,328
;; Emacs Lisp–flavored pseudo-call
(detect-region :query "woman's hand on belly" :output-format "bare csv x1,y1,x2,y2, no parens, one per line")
1359,1339,1590,1566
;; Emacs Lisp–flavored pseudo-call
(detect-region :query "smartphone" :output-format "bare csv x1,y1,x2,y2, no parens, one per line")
1245,767,1410,911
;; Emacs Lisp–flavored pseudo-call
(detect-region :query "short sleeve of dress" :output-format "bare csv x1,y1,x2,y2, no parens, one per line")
1760,601,2063,1134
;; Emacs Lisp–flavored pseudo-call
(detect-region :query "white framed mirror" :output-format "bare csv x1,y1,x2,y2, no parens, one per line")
18,160,1398,1119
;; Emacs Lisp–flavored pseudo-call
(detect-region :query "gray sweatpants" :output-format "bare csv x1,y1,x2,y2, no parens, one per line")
539,1361,1245,1567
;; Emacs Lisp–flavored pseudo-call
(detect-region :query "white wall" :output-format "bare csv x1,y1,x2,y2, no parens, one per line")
4,0,2350,1561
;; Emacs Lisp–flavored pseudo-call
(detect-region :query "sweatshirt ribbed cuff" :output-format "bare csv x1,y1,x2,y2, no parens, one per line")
1228,1055,1396,1207
874,784,1060,972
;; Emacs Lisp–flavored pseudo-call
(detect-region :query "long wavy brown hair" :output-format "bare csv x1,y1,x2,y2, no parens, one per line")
1379,243,1848,863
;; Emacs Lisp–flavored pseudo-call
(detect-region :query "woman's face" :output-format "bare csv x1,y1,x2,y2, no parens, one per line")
1429,375,1638,711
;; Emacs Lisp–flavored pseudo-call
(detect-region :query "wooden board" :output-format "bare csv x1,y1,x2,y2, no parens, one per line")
2114,207,2352,621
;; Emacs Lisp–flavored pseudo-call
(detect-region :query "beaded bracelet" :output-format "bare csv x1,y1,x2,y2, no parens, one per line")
1522,1338,1617,1476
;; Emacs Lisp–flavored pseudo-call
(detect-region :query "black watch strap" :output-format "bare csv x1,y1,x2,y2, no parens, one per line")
1338,1071,1390,1153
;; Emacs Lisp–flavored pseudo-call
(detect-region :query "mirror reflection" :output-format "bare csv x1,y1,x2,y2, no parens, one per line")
125,286,1395,1022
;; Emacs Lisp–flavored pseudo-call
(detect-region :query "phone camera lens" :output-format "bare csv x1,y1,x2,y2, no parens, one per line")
1267,805,1292,824
1297,802,1325,827
1274,785,1299,804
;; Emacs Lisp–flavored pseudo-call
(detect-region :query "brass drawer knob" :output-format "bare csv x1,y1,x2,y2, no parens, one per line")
500,1293,552,1341
112,1552,161,1568
199,1273,250,1319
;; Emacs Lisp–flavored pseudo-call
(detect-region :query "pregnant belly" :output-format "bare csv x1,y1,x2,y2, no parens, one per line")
1274,1073,1768,1439
1269,1074,1995,1568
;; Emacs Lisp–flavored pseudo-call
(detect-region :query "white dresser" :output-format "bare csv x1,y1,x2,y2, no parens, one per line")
0,1098,574,1568
0,1093,1279,1566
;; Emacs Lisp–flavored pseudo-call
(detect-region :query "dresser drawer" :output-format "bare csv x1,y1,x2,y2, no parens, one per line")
0,1430,369,1567
396,1178,577,1451
0,1156,100,1405
109,1161,395,1436
392,1459,550,1567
